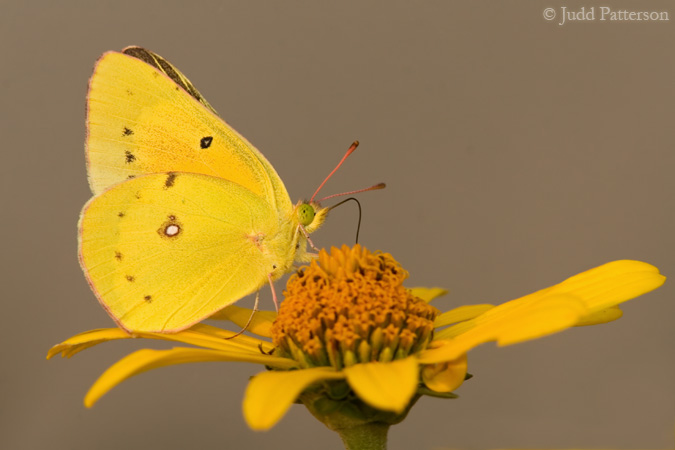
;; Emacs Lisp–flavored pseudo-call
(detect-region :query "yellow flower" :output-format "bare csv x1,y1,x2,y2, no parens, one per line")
48,245,665,435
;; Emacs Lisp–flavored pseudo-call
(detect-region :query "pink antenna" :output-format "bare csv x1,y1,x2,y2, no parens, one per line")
310,141,360,203
318,183,386,204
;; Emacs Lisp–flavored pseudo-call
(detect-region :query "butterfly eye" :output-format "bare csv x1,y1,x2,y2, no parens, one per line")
297,203,315,227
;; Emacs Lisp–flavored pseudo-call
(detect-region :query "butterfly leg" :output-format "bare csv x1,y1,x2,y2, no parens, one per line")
298,224,320,252
224,291,260,340
268,273,280,312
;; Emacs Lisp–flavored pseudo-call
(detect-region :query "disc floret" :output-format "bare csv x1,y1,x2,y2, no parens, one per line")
272,245,439,369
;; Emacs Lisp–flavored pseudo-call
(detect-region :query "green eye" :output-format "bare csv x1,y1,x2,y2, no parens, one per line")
298,204,315,226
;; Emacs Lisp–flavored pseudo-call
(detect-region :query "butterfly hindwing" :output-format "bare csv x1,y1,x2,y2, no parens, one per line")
79,172,295,332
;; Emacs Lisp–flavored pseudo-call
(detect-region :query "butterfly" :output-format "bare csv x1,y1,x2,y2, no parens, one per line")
79,47,381,333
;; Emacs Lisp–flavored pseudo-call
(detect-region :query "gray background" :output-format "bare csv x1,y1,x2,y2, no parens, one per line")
2,1,673,449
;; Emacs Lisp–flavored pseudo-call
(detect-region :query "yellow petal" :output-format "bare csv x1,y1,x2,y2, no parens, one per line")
409,287,448,303
419,294,586,364
434,320,475,340
575,306,623,326
47,324,275,360
483,294,586,346
472,260,664,321
47,328,130,359
207,305,276,338
244,367,344,430
186,324,275,353
86,347,296,407
422,260,665,364
343,357,419,413
544,260,665,313
434,304,495,328
421,353,468,392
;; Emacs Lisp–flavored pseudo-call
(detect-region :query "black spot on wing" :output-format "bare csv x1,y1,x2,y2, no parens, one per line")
125,150,136,163
126,275,135,282
164,172,177,188
123,127,134,136
144,295,152,302
200,136,213,149
118,212,125,218
114,251,123,261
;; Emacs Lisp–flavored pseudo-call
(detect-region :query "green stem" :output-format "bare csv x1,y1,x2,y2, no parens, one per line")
336,422,390,450
299,386,417,450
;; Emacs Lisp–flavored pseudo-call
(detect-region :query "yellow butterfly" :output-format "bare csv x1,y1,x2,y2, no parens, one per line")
80,47,380,333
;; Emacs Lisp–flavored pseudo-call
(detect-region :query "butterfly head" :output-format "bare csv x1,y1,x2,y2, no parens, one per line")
296,201,328,234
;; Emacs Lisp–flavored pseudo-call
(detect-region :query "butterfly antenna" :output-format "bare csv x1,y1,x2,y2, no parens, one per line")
310,140,360,203
327,197,363,243
316,182,385,203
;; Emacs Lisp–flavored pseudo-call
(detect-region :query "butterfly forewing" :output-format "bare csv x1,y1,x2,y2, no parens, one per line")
122,46,219,116
86,51,292,214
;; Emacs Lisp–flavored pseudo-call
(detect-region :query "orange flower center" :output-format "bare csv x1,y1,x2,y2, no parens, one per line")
271,245,438,369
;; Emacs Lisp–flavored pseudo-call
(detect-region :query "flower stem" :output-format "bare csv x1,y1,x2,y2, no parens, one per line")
336,422,389,450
